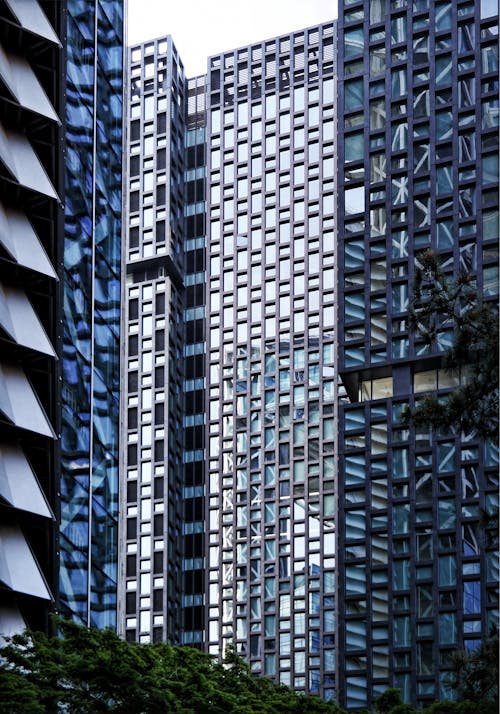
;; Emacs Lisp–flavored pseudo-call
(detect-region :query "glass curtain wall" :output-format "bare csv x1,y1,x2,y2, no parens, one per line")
60,0,124,629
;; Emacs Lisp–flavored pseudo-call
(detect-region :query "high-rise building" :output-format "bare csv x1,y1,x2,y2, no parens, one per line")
119,36,187,643
0,0,125,637
0,0,65,636
337,0,499,708
120,23,339,699
120,6,499,707
202,25,338,697
59,0,125,630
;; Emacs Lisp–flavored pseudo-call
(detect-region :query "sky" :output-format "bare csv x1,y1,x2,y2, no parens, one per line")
127,0,337,77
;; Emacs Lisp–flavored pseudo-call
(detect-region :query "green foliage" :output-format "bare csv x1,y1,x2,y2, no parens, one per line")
0,618,344,713
447,626,499,706
420,700,499,714
406,250,499,441
422,701,461,714
374,688,403,714
0,665,44,714
386,705,416,714
2,620,498,714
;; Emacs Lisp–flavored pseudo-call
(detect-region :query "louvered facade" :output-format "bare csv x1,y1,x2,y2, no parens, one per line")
0,0,65,636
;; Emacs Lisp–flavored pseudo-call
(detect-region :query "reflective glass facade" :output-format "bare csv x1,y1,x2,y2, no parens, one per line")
337,0,499,708
60,0,124,629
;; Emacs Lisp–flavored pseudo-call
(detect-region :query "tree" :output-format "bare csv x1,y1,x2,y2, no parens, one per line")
0,667,44,714
374,688,404,714
447,626,499,706
405,250,499,441
0,618,345,713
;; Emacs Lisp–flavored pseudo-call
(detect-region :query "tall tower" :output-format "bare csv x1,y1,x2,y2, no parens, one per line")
119,36,186,643
203,24,338,698
58,0,125,630
120,21,339,700
0,0,65,636
337,0,499,707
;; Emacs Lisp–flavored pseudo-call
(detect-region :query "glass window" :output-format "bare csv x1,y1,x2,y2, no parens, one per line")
308,105,319,126
483,154,499,186
294,85,305,112
346,565,367,596
370,46,386,75
463,581,481,614
345,132,364,162
345,186,365,214
439,555,457,586
345,455,365,485
345,79,364,111
435,2,452,30
393,616,410,646
391,17,406,44
370,100,386,130
370,153,386,182
482,43,499,74
345,28,364,57
436,55,452,86
393,559,410,590
345,239,364,268
370,0,385,23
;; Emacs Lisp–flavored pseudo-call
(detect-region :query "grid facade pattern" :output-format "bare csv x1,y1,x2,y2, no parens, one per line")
204,24,338,698
120,23,340,696
337,0,499,707
59,0,124,629
119,37,186,644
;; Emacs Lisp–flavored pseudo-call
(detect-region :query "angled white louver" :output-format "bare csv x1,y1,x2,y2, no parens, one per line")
0,445,53,519
0,203,57,278
0,363,55,437
0,282,55,356
0,526,51,600
0,122,59,200
0,44,60,123
4,0,61,46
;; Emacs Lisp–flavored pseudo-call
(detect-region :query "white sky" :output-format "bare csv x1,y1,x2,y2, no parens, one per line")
127,0,337,77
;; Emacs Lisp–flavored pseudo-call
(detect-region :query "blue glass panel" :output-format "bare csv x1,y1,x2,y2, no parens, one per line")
61,0,123,629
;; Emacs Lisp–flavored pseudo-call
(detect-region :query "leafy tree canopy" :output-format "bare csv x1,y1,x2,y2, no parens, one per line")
405,250,499,442
446,625,499,706
0,618,343,713
1,619,498,713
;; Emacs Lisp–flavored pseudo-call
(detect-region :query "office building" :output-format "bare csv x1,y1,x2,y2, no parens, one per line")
120,5,498,706
119,36,187,643
203,25,338,697
59,0,125,629
120,24,339,697
0,0,125,637
0,0,65,636
337,0,499,708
